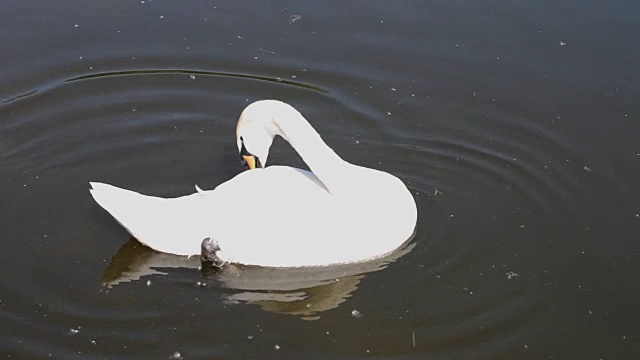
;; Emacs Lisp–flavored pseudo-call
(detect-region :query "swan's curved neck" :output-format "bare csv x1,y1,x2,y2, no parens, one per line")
267,102,349,194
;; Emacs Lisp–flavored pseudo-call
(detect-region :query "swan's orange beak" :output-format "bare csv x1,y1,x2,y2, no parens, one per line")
242,155,258,170
239,137,262,170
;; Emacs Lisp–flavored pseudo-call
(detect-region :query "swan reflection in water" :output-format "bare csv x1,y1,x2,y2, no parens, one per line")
101,237,415,320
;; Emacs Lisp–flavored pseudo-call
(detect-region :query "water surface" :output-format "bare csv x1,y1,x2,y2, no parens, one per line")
1,0,639,358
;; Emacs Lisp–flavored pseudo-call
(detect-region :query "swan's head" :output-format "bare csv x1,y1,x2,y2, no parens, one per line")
236,101,280,169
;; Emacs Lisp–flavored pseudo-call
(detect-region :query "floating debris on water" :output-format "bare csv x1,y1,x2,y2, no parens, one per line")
506,271,519,280
559,40,567,46
190,75,196,80
289,14,302,23
68,327,81,335
351,309,362,318
274,344,280,350
146,280,152,286
259,48,276,55
583,166,592,172
169,351,182,359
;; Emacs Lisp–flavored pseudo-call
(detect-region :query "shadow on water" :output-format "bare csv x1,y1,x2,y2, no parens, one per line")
102,237,415,320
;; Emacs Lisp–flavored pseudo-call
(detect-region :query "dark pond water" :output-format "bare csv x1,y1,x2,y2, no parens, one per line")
2,0,640,358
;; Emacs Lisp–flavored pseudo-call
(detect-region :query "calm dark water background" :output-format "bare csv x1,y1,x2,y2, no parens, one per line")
2,0,639,358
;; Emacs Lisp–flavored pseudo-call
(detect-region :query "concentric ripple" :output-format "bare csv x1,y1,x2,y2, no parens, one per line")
2,46,635,360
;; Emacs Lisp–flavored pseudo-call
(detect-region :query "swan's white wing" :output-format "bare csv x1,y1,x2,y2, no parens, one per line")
90,167,336,262
208,166,348,266
90,182,214,255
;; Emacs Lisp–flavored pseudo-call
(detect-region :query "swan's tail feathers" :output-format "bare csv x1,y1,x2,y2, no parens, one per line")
89,182,204,256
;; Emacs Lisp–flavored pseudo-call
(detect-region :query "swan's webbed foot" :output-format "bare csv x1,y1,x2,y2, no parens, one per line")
201,237,227,268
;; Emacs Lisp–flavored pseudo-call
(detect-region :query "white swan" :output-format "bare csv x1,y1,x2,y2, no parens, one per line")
90,100,417,267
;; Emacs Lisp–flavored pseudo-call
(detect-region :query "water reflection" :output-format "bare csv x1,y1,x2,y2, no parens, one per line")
102,238,415,319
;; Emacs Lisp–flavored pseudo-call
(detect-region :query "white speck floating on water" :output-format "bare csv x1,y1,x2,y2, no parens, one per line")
505,271,518,280
160,15,165,19
146,280,152,286
274,344,280,350
169,351,182,359
190,75,196,80
289,14,302,23
68,327,80,335
583,166,592,172
351,309,363,318
559,40,567,46
74,24,79,28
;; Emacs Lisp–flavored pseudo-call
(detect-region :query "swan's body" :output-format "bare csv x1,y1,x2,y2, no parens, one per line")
90,100,417,267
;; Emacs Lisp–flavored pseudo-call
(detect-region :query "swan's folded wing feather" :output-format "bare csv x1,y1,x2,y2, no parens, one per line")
90,182,212,255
